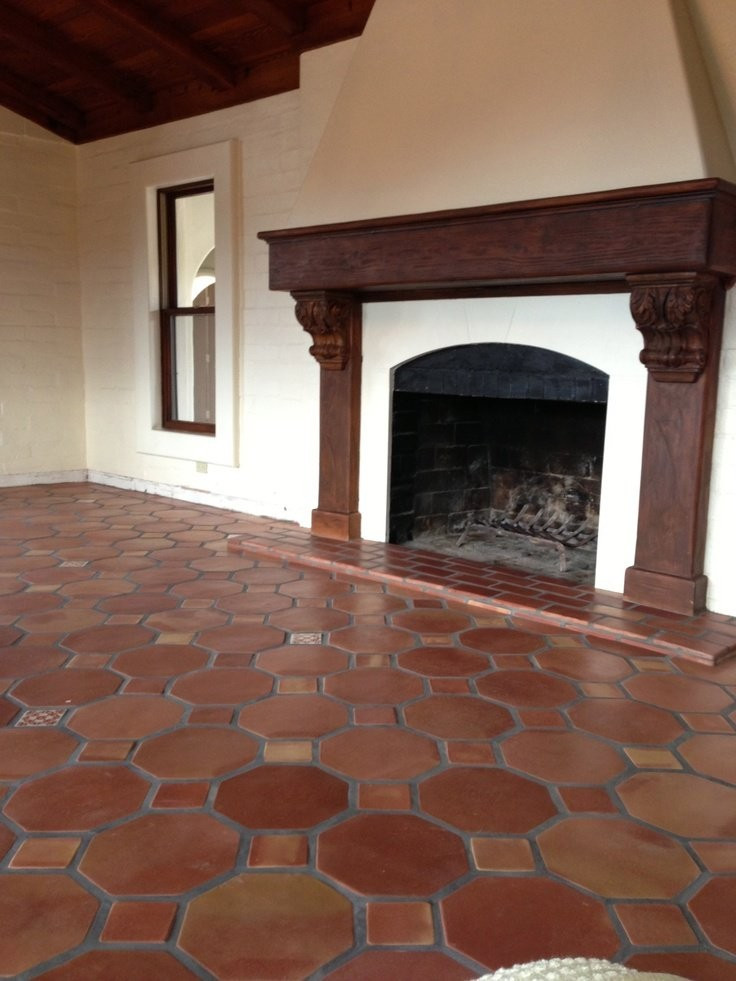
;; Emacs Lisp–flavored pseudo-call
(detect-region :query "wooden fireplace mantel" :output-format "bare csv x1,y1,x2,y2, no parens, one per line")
258,178,736,615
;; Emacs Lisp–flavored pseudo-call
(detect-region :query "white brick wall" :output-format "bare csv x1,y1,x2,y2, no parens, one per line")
0,110,86,477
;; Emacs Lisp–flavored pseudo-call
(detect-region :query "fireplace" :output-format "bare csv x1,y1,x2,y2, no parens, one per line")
259,178,736,616
389,344,608,582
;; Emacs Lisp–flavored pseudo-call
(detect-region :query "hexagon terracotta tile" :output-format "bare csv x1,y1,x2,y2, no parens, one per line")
180,873,354,979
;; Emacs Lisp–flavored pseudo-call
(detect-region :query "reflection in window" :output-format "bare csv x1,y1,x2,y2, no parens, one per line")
158,181,216,433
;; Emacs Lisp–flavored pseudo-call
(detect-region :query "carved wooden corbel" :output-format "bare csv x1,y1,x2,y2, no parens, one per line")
628,273,718,383
293,291,356,370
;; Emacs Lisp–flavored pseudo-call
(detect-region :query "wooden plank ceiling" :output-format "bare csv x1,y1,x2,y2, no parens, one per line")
0,0,376,144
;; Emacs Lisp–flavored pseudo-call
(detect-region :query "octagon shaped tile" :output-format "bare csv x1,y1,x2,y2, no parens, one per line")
180,873,353,980
278,578,353,599
134,726,259,779
37,951,198,980
332,592,408,615
502,730,625,784
80,812,239,894
330,625,415,655
420,767,557,833
267,607,351,632
618,772,736,838
144,608,230,633
11,668,121,706
0,823,14,860
4,764,149,831
68,695,183,740
626,952,736,981
216,765,348,829
256,644,349,677
17,609,106,634
397,646,489,677
538,816,699,898
537,646,632,682
679,734,736,784
238,694,348,738
404,695,514,740
97,592,179,615
442,877,618,970
0,592,63,616
0,645,66,677
568,698,684,745
171,667,273,704
317,813,467,895
321,727,440,780
0,697,16,726
0,625,21,646
460,627,546,655
325,667,424,705
195,624,285,654
214,591,293,615
476,670,577,707
689,878,736,957
391,608,473,634
623,673,733,713
0,874,98,977
232,566,301,586
324,950,470,980
63,624,155,654
0,728,77,779
113,644,209,677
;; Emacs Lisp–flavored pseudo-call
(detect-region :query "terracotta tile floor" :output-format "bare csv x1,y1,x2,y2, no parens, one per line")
0,485,735,979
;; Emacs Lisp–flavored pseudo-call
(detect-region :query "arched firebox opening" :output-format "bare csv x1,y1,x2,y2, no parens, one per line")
389,343,609,583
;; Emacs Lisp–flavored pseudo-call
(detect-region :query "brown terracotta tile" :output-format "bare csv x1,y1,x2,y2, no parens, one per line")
446,741,495,763
133,726,259,778
691,841,736,871
113,643,209,676
502,729,626,784
397,645,489,676
78,739,134,761
619,771,736,837
558,786,618,813
195,623,285,654
615,902,697,946
679,733,736,784
477,669,577,707
358,783,412,810
151,782,210,808
318,813,467,895
80,812,239,893
323,950,470,980
170,666,273,704
471,837,535,871
69,694,183,739
263,740,313,762
248,834,308,867
188,706,233,724
536,646,632,681
63,624,155,654
325,666,424,705
330,624,415,655
624,746,682,769
626,951,736,980
333,592,408,614
460,627,546,655
101,901,178,942
405,694,514,740
216,764,347,829
568,697,684,744
11,668,121,706
0,644,67,677
256,643,349,676
689,878,736,955
442,877,618,969
321,727,439,780
9,836,81,868
0,874,98,976
366,901,434,945
0,728,77,779
38,949,199,979
180,873,354,979
624,673,733,713
238,693,348,738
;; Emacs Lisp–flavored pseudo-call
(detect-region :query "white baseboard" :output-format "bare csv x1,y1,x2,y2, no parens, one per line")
0,469,88,487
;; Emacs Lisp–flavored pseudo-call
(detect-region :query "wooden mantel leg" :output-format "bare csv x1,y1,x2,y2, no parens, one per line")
624,273,726,615
294,291,362,540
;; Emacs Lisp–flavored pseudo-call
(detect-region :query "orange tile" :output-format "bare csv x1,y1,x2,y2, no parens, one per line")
10,837,82,868
615,903,697,946
471,837,535,871
248,834,308,867
366,902,434,945
101,901,177,942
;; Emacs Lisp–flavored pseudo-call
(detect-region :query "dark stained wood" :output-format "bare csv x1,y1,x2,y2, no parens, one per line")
0,0,376,143
261,179,736,294
259,180,736,615
93,0,237,91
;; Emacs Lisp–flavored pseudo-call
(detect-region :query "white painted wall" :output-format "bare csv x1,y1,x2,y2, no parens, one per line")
0,109,86,477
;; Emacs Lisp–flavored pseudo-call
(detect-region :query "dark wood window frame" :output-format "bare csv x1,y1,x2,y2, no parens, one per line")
157,178,215,435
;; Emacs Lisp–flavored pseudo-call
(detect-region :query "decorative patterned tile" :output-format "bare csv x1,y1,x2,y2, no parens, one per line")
288,631,324,645
15,708,66,727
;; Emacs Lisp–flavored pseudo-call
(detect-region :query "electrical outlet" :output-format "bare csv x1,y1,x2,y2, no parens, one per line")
196,461,208,474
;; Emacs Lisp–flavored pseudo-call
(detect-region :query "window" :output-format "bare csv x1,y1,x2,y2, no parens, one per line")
132,141,239,466
157,180,216,433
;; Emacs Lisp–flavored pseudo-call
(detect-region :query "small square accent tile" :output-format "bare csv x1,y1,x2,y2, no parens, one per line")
446,742,495,764
101,901,178,943
68,654,111,669
517,709,566,728
680,712,732,732
105,614,144,625
471,837,535,872
248,834,308,867
289,632,323,645
559,787,618,813
366,902,434,945
124,678,167,694
354,707,396,725
691,841,736,872
264,740,312,762
624,747,682,769
579,683,625,698
614,903,697,946
420,634,454,645
356,654,390,668
548,634,584,646
78,740,134,762
631,657,673,672
156,633,194,644
278,677,318,694
152,782,210,809
430,678,470,693
492,654,534,670
10,837,82,869
15,708,65,727
359,784,412,810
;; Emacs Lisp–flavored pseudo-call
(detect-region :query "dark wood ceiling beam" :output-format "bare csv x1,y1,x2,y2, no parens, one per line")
0,3,151,112
242,0,306,37
0,69,84,141
92,0,237,90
